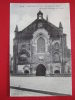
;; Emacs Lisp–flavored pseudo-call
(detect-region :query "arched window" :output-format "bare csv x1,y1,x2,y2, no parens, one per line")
37,37,45,53
53,53,60,62
54,42,59,50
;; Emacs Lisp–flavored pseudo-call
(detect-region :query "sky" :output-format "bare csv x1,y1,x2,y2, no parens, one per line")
10,3,71,56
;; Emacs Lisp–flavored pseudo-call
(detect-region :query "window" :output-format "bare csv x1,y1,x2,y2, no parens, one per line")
54,42,59,50
37,37,45,53
53,53,60,62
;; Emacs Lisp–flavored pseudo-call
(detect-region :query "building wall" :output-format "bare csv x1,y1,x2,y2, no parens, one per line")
13,27,68,75
13,23,71,76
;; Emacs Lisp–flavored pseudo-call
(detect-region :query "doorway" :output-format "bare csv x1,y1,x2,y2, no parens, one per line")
54,70,60,74
36,64,46,76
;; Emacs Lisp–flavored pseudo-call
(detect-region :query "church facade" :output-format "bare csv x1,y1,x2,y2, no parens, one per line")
13,11,71,76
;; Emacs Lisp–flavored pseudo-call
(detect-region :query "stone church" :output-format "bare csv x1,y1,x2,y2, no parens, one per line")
13,11,71,76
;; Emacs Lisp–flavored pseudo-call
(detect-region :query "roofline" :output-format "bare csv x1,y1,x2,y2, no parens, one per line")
17,18,59,33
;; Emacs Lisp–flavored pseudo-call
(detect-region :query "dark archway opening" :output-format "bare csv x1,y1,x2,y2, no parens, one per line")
24,70,29,75
36,64,46,76
54,70,60,74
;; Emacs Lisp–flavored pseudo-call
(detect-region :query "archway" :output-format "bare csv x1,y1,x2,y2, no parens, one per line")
24,70,29,75
54,70,60,74
36,64,46,76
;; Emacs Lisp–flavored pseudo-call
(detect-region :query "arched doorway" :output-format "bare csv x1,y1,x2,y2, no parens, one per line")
24,69,30,75
24,70,29,75
54,70,60,74
36,64,46,76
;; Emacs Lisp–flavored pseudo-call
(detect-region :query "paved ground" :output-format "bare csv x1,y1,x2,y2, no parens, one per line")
10,89,50,96
10,76,72,96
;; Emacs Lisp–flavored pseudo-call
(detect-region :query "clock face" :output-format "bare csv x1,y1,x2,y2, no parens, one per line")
38,22,43,28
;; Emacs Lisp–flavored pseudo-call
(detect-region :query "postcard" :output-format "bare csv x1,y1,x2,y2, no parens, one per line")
10,3,72,96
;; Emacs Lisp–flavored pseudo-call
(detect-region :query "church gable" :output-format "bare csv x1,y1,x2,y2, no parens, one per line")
15,11,63,40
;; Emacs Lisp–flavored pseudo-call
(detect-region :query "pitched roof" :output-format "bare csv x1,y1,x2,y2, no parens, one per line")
16,18,61,39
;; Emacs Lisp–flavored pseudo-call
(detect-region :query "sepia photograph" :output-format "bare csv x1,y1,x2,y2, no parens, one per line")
10,3,72,96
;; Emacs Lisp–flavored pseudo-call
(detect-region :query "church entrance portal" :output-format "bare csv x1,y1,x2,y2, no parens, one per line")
36,64,46,76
